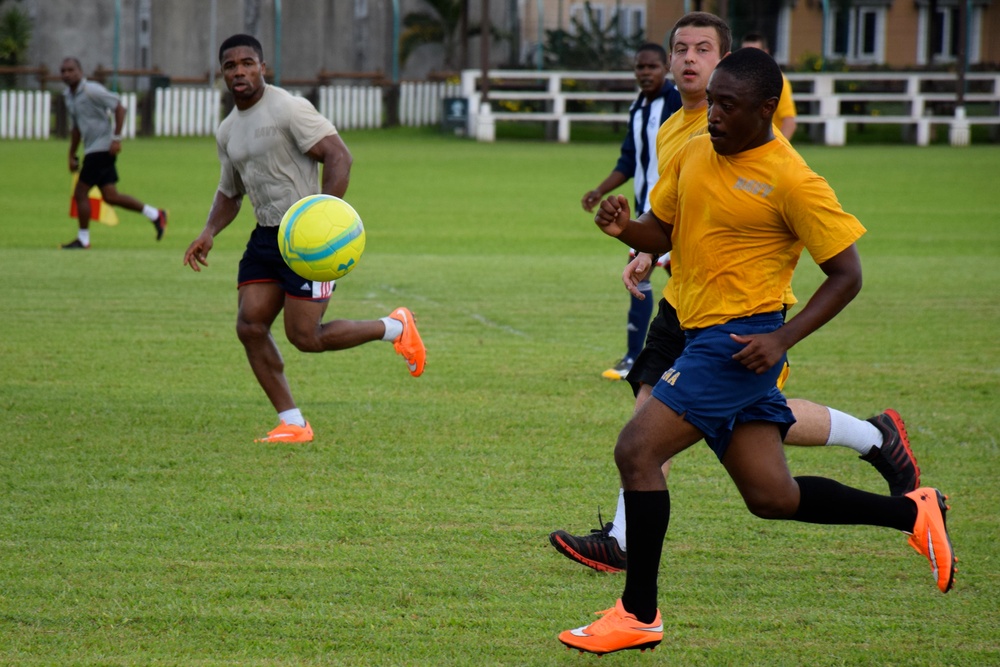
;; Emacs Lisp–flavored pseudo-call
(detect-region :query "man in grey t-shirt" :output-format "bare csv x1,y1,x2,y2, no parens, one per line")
60,57,167,249
182,34,426,444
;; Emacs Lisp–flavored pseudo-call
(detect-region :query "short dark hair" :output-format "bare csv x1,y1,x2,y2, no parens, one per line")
669,12,732,57
219,34,264,64
715,47,784,106
741,31,769,50
636,42,667,64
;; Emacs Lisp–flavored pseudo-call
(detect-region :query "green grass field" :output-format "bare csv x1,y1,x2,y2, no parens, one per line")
1,129,998,666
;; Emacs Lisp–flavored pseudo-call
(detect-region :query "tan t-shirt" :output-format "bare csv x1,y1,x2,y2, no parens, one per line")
216,85,337,227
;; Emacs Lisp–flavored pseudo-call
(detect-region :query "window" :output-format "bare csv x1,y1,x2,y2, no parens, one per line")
619,7,645,38
828,5,885,64
915,2,984,65
570,3,606,33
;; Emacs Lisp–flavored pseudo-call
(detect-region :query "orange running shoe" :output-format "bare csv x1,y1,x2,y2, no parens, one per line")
254,420,314,444
905,487,956,593
389,307,426,377
558,599,662,655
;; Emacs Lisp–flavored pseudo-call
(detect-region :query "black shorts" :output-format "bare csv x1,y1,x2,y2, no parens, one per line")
79,151,119,187
626,297,686,396
237,225,335,301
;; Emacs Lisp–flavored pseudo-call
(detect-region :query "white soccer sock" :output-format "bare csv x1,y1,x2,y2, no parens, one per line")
380,316,403,342
608,488,627,550
278,408,306,428
79,229,90,245
142,204,159,220
826,407,881,455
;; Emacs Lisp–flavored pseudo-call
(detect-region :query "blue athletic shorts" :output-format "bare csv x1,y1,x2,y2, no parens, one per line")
650,311,796,461
237,225,335,301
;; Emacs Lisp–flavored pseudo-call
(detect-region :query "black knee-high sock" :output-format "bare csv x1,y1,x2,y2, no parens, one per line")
792,476,916,532
621,489,670,624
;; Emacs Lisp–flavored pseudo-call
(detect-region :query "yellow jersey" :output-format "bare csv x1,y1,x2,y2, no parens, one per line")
774,74,797,133
649,134,865,330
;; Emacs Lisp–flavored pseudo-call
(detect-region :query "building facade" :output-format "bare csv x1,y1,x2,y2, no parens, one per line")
645,0,999,69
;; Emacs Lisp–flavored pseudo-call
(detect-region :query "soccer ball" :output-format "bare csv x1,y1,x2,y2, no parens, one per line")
278,194,366,281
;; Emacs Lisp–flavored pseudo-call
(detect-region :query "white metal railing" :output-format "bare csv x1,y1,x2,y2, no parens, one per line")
461,70,637,142
786,72,1000,146
3,73,995,145
462,69,1000,146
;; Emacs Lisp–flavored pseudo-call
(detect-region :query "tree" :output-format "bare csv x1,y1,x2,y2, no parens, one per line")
541,2,641,71
0,2,32,88
400,0,508,72
400,0,468,70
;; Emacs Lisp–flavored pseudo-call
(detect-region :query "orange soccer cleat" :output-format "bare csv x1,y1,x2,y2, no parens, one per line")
389,307,426,377
558,599,662,655
905,487,956,593
254,420,314,444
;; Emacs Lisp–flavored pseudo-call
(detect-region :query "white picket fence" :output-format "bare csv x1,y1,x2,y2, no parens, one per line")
0,90,135,139
154,86,221,136
0,90,50,138
316,85,382,129
398,80,462,126
0,81,464,139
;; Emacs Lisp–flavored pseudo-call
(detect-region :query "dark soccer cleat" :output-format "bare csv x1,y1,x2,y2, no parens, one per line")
154,209,168,240
549,517,626,573
60,238,89,249
861,409,920,496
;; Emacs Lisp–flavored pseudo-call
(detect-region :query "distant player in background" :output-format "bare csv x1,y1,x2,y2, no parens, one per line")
182,34,426,444
59,57,167,249
740,32,797,140
582,43,681,381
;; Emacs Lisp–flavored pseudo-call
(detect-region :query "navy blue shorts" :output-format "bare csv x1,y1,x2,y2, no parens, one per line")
79,151,119,188
651,311,795,461
237,225,335,301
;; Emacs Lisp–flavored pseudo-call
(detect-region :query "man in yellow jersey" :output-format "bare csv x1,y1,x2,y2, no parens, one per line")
550,12,918,576
557,46,955,657
741,31,797,140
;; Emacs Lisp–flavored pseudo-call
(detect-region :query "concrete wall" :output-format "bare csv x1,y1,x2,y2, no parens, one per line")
13,0,514,90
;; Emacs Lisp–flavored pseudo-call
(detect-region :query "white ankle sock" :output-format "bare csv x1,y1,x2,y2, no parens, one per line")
278,408,305,427
609,488,627,550
380,316,403,341
142,204,159,220
826,407,881,455
79,229,90,245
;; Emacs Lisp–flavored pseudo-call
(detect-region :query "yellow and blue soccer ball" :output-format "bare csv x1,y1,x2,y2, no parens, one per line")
278,194,366,281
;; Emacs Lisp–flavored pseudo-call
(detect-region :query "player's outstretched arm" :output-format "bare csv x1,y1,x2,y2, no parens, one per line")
183,191,242,272
731,244,863,373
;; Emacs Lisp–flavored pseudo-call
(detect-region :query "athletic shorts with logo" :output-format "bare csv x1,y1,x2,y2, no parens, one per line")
238,225,334,301
651,310,796,461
